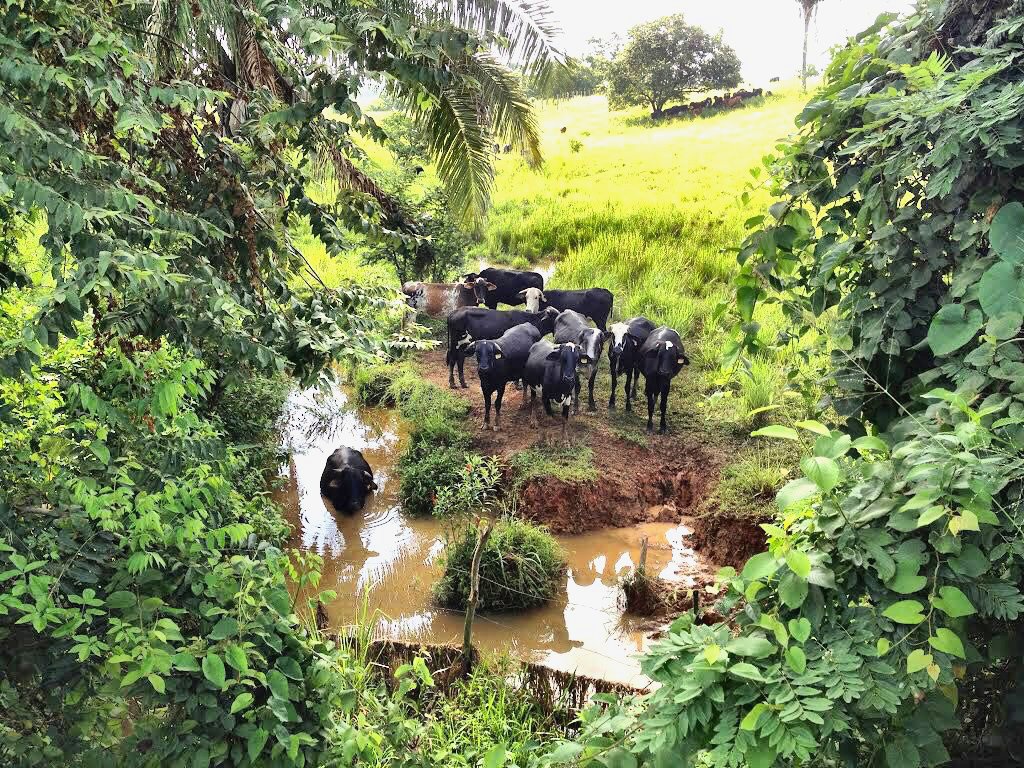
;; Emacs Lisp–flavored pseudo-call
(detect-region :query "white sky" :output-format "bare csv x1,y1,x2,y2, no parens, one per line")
547,0,916,84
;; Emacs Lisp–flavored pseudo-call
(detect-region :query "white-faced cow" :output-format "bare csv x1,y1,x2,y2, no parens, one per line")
402,276,494,317
553,309,608,412
446,306,559,388
523,339,582,443
638,327,690,434
465,322,540,431
607,316,656,411
520,286,614,331
320,447,378,514
463,267,544,309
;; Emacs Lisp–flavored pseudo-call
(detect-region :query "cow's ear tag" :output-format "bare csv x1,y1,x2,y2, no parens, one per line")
495,351,502,358
677,357,685,364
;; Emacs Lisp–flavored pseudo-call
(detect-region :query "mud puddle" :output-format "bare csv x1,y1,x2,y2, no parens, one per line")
276,380,711,687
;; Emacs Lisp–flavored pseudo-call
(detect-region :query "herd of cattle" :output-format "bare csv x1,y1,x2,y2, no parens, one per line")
320,266,689,514
402,267,690,440
655,88,767,120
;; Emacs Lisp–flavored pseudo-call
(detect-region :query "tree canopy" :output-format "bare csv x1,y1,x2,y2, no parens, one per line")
606,14,741,116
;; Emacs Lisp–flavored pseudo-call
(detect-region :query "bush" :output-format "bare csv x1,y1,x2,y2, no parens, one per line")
433,455,502,519
353,363,399,406
398,444,469,516
434,518,566,612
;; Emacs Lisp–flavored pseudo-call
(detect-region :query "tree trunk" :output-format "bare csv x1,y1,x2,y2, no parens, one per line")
802,8,812,92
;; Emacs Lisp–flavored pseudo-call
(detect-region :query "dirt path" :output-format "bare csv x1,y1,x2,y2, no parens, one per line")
416,349,765,568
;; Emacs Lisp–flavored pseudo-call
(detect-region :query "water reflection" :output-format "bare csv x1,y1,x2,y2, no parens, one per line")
275,380,708,686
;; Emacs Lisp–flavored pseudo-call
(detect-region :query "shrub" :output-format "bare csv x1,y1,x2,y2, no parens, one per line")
434,518,566,612
710,447,792,518
353,363,399,406
398,444,470,517
433,455,502,519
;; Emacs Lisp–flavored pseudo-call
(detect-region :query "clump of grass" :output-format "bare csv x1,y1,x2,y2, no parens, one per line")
710,447,794,518
507,444,597,490
737,356,784,427
434,517,567,611
353,363,400,406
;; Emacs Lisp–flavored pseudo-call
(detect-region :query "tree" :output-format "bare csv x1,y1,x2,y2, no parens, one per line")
797,0,824,91
606,15,741,118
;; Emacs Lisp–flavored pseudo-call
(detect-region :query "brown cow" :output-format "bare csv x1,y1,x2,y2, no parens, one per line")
402,277,495,317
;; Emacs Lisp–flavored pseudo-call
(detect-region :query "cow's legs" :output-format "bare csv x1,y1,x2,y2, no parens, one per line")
562,405,570,444
587,369,598,412
573,377,581,415
646,382,656,433
608,362,618,409
457,352,468,388
481,385,492,429
659,381,670,434
448,355,457,388
624,368,634,412
494,383,506,432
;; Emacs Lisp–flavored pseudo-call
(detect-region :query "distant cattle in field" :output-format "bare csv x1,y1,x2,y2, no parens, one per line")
521,286,614,331
607,316,656,411
523,339,581,443
638,326,690,434
560,126,567,133
464,267,544,309
402,277,493,317
554,310,608,412
320,447,377,514
769,76,781,83
446,306,559,388
503,144,512,153
466,322,540,431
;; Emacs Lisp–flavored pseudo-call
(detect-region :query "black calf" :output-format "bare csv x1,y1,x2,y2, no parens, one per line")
637,327,690,434
607,317,655,411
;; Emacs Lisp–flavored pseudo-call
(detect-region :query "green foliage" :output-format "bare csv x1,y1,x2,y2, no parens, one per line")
434,455,504,519
607,14,741,115
507,445,597,490
353,362,400,407
435,518,567,612
554,5,1024,767
710,447,793,518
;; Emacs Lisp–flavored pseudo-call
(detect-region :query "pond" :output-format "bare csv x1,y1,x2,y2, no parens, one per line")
276,381,705,687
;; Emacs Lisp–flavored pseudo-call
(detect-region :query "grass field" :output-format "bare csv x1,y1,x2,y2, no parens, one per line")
477,89,819,431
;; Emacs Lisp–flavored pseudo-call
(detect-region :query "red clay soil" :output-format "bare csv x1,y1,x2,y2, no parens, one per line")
417,349,728,535
689,514,767,569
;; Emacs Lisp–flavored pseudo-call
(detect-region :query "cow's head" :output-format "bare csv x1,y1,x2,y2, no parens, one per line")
518,286,545,312
463,276,496,306
646,339,689,377
608,322,637,357
546,343,581,387
576,327,605,367
323,466,376,514
402,282,425,310
472,339,504,374
534,306,559,336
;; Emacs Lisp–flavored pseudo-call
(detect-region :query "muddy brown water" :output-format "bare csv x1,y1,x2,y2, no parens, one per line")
276,380,707,687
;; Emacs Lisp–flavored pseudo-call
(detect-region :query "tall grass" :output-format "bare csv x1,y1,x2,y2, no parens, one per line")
477,90,816,426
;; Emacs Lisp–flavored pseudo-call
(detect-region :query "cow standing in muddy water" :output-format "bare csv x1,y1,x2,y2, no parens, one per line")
523,339,582,443
402,276,494,317
320,447,377,514
607,316,656,411
519,287,614,331
463,267,544,309
554,309,608,413
465,322,540,431
446,306,559,387
638,327,690,434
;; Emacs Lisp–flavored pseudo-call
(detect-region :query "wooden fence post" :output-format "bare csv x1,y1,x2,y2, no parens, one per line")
462,519,493,667
638,536,649,575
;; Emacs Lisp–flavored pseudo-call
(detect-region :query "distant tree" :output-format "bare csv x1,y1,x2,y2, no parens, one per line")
607,15,741,118
797,0,825,91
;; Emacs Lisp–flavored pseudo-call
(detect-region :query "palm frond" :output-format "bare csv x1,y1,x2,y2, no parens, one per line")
461,52,541,167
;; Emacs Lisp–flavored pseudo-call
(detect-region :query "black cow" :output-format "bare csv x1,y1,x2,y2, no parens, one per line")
554,309,608,413
446,306,559,388
320,447,377,514
523,339,581,443
607,316,656,411
521,287,614,331
463,267,544,309
638,327,690,434
465,322,540,431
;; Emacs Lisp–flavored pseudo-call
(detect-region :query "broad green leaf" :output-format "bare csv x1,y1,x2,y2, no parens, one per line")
987,310,1023,340
884,736,921,768
704,644,722,665
907,649,932,674
794,419,831,436
230,692,254,714
741,552,779,582
276,656,304,680
202,653,226,689
547,742,584,764
247,728,269,762
484,745,507,768
949,510,979,534
876,638,891,656
224,644,248,673
727,662,765,682
779,572,808,608
751,425,799,441
746,742,778,768
800,456,840,492
900,488,941,511
147,674,165,694
740,703,767,731
106,591,136,610
882,600,925,624
928,628,966,658
927,304,983,356
886,560,927,595
785,646,807,674
776,478,818,511
916,505,947,528
852,435,888,454
268,669,290,700
172,652,199,672
725,635,775,658
785,550,811,579
989,201,1024,262
600,748,637,768
933,586,976,618
788,618,811,643
209,617,239,640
